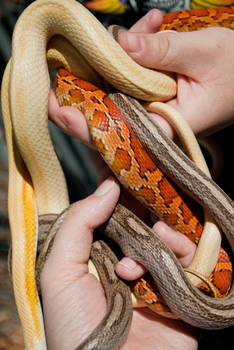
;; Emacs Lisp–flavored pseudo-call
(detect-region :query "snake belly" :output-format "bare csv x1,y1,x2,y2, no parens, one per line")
54,68,232,303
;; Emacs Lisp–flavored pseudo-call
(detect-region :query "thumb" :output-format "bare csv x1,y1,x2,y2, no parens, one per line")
40,176,120,283
118,28,220,78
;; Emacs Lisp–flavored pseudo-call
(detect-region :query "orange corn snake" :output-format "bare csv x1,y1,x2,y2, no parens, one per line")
1,0,234,348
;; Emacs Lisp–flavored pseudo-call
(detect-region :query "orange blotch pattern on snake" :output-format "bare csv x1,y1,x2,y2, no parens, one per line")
160,7,234,31
54,68,232,305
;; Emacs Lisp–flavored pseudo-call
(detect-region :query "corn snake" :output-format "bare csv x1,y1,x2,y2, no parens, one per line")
55,67,232,300
1,0,234,348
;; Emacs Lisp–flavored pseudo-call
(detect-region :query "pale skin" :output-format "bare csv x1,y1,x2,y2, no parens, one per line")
41,9,234,349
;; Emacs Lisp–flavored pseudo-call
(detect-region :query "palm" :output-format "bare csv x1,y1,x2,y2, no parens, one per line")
55,270,197,350
124,309,197,350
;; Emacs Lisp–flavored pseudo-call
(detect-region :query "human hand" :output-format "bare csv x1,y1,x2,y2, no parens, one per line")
46,11,230,347
49,9,234,141
117,9,234,138
40,177,198,350
48,84,197,282
48,8,211,295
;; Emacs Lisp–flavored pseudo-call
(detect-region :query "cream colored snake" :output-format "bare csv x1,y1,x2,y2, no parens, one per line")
1,0,234,348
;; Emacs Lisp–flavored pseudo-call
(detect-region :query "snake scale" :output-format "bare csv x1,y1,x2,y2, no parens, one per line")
1,0,234,348
55,67,232,300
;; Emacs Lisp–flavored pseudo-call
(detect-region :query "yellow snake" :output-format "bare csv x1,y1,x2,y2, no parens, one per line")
1,0,234,348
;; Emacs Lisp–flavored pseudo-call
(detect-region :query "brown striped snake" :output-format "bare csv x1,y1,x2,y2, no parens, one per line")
1,0,234,348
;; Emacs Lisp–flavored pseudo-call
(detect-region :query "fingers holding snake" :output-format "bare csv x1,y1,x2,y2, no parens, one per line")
51,23,234,142
40,177,123,349
54,67,233,323
48,88,174,145
50,91,197,286
49,90,94,146
2,0,234,348
118,26,234,137
116,222,196,281
40,179,198,350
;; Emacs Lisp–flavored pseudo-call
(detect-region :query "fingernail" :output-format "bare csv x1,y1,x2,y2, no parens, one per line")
146,8,160,23
94,176,116,196
154,221,175,236
145,9,155,23
120,32,144,53
156,221,168,233
118,257,137,270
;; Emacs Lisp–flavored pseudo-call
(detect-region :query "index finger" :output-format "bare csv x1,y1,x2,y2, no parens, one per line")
48,89,94,147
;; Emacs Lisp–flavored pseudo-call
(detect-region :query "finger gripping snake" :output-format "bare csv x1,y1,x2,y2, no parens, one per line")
55,67,232,299
1,0,234,349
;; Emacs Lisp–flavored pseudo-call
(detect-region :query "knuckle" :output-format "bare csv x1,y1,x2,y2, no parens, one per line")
153,32,178,68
